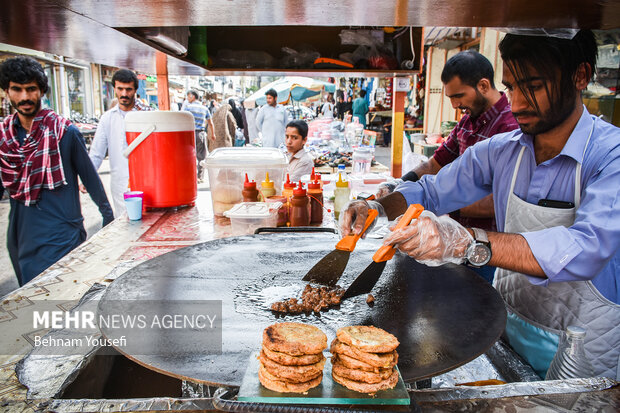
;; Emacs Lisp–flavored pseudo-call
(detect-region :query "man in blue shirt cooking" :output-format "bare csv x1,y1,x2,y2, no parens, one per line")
341,30,619,380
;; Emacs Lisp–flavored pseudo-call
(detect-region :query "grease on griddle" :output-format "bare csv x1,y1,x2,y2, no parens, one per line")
271,284,345,315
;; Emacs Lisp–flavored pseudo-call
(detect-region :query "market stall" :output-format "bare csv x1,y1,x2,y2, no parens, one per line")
1,193,618,412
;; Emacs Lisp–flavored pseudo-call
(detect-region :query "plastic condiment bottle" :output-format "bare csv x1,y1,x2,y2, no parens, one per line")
282,174,297,225
333,173,351,220
310,167,323,189
282,174,296,202
259,172,276,201
289,181,310,227
242,173,259,202
307,180,323,224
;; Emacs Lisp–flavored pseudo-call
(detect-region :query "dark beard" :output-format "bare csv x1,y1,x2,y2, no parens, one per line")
12,98,41,117
468,92,489,120
517,89,577,136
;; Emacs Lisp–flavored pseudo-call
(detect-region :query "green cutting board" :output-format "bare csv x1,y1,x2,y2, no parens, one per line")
237,352,410,405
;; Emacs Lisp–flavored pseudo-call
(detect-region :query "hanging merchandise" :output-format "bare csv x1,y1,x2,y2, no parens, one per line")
385,78,393,108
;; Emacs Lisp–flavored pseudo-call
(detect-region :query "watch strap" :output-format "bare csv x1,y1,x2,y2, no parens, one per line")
472,227,489,244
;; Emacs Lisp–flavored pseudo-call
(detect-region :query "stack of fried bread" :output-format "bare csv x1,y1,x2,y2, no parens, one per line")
259,322,327,393
330,326,400,394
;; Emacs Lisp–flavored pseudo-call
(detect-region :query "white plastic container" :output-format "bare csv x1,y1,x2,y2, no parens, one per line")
223,202,282,235
205,147,287,216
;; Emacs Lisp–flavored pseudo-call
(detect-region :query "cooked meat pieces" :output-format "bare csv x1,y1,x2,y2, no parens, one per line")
263,322,327,356
337,325,400,353
332,368,399,394
259,362,323,393
331,339,398,368
262,345,324,366
331,359,393,384
259,351,325,383
270,284,345,314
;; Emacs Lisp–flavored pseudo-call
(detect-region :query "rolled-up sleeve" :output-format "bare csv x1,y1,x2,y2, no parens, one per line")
397,138,494,215
522,152,620,284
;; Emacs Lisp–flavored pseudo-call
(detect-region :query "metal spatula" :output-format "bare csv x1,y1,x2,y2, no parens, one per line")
302,209,379,286
343,204,424,298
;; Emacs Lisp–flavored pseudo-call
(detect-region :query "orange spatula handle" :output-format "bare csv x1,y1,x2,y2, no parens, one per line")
335,209,379,252
372,204,424,262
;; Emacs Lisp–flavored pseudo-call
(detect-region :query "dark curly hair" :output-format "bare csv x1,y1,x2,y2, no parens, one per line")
0,56,49,94
111,68,138,89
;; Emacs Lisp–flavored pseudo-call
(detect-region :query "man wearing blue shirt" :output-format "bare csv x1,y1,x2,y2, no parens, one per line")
182,90,215,182
341,30,619,380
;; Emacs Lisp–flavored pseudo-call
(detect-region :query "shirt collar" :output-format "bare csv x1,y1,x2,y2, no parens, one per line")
289,149,306,161
472,92,510,128
558,105,594,163
511,105,594,163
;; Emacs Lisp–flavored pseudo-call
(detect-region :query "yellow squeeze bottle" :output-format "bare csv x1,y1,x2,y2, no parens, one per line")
259,172,276,201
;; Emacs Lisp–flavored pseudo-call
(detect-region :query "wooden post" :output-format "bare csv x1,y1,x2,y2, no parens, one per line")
156,51,170,110
390,77,408,178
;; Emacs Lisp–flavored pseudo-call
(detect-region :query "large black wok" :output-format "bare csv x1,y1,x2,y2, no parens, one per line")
99,233,506,386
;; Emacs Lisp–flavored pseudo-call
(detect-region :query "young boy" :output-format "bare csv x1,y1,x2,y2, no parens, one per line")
285,120,314,182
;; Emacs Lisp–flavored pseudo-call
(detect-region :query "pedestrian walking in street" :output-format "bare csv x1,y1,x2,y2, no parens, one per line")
182,90,215,182
0,57,113,286
210,102,236,151
88,69,151,216
352,90,369,127
256,88,289,148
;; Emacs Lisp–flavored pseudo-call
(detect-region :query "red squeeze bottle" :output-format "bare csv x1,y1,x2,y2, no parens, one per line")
242,173,259,202
289,181,310,227
307,180,323,224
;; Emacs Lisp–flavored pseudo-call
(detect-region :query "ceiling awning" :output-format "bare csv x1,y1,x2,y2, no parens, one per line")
424,27,473,47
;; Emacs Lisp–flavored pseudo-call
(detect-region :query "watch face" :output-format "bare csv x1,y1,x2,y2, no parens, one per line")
470,243,491,266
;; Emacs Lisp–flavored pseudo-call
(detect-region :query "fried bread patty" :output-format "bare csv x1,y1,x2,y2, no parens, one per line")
262,345,324,366
263,322,327,355
258,363,322,393
331,339,398,368
336,326,399,353
332,368,399,394
331,359,393,384
259,351,325,383
332,353,392,373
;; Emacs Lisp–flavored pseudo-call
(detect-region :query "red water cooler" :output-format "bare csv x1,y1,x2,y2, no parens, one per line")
124,111,197,208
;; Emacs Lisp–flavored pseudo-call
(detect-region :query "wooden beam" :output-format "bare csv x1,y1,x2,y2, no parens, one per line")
391,77,408,178
156,51,170,110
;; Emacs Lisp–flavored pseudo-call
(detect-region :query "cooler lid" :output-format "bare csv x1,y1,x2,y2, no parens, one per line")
223,202,282,219
206,147,287,167
125,110,195,132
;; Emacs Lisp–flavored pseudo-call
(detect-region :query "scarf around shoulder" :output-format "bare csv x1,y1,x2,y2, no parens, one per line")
0,109,71,206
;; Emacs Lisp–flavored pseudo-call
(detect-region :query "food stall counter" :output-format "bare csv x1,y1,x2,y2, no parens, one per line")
0,191,618,412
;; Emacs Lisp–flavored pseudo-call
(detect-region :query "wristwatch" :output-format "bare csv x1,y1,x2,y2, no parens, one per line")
467,227,492,267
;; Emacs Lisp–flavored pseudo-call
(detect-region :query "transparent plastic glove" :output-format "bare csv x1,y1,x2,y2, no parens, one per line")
375,178,403,198
338,199,387,238
383,210,474,266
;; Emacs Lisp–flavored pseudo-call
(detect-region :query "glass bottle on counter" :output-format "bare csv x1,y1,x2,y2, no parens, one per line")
333,173,351,221
307,180,323,224
259,172,276,201
289,181,310,227
242,173,259,202
545,326,594,380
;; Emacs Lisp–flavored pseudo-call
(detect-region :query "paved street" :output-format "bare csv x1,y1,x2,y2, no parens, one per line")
0,146,393,299
0,161,113,298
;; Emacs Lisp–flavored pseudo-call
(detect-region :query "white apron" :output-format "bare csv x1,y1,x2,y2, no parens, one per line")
494,124,620,380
